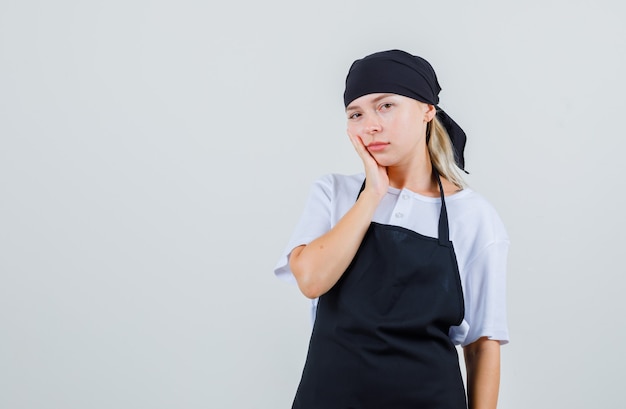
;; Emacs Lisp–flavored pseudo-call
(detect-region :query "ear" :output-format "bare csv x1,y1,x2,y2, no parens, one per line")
424,104,437,122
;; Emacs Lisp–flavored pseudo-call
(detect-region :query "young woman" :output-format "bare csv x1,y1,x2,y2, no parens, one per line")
274,49,509,409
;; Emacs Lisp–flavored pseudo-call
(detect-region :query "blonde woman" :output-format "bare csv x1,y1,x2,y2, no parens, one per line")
275,49,509,409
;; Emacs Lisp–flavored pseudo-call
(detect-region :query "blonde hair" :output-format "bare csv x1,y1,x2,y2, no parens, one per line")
427,116,467,189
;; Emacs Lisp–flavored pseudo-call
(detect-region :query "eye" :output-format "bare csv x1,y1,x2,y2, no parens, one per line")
380,103,393,111
348,112,361,120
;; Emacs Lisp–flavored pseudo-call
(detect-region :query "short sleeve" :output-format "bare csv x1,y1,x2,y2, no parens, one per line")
449,240,510,347
273,176,334,283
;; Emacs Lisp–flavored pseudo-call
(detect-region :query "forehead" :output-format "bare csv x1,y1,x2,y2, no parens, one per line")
345,93,416,111
346,93,398,110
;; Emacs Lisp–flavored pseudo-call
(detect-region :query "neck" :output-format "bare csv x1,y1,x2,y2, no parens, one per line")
387,147,439,197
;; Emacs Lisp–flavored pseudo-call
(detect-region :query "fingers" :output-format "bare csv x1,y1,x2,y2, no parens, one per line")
347,131,374,164
347,131,364,154
347,131,389,198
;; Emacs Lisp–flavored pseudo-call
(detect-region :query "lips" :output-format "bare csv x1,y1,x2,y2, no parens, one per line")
366,142,389,152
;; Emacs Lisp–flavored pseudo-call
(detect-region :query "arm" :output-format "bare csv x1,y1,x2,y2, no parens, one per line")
463,337,501,409
289,189,380,298
289,132,388,299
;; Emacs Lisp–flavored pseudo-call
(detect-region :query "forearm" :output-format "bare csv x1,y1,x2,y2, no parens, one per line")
463,338,501,409
289,189,381,299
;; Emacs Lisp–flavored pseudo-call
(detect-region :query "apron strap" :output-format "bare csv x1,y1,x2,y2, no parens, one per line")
358,179,366,196
433,169,450,246
356,170,450,246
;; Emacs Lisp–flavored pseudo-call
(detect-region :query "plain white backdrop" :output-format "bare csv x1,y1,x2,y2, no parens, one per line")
1,1,625,408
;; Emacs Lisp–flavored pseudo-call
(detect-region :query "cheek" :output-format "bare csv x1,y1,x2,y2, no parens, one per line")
346,122,360,136
399,115,424,135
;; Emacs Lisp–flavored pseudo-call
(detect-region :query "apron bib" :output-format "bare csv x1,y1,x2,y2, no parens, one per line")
292,172,467,409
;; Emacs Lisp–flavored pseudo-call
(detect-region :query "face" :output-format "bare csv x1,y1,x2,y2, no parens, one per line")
346,93,435,167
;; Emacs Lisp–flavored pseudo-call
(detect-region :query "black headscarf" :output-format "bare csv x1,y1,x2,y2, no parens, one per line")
343,49,467,170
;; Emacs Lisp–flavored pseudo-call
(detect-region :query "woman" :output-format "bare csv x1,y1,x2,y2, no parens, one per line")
274,49,509,409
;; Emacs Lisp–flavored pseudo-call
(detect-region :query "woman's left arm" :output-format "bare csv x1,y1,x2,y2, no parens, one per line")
463,337,501,409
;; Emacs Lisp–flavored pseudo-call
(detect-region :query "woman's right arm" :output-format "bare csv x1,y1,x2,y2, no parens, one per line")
289,132,387,299
289,189,381,299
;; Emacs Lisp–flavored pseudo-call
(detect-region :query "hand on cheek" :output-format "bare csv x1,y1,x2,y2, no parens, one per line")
347,131,389,199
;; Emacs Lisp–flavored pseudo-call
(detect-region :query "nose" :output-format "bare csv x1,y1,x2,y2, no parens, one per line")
364,115,381,134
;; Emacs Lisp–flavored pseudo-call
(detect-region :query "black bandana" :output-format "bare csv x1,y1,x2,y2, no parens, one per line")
343,49,467,170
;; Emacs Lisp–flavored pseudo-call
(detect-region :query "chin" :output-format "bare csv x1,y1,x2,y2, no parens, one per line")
372,157,396,167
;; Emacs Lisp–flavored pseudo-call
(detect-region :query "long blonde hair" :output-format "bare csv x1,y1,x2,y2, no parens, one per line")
427,116,466,189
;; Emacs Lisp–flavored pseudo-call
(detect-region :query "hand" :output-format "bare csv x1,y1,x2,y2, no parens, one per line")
347,131,389,200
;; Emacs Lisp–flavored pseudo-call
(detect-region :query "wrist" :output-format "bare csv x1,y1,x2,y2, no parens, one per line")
356,188,384,213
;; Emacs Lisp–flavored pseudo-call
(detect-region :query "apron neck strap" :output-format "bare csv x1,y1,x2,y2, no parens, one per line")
434,169,450,245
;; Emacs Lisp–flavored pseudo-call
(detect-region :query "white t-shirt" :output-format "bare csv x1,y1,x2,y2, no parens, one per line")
274,173,510,347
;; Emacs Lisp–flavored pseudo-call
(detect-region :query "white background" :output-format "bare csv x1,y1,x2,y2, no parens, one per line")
1,1,625,408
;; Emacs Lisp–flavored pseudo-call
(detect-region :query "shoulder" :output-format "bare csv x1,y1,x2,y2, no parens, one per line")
447,188,509,244
310,172,365,198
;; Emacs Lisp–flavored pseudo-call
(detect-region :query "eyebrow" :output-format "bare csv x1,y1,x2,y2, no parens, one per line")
346,93,396,112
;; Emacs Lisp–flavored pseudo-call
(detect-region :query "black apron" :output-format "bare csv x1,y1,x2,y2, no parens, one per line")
292,172,467,409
